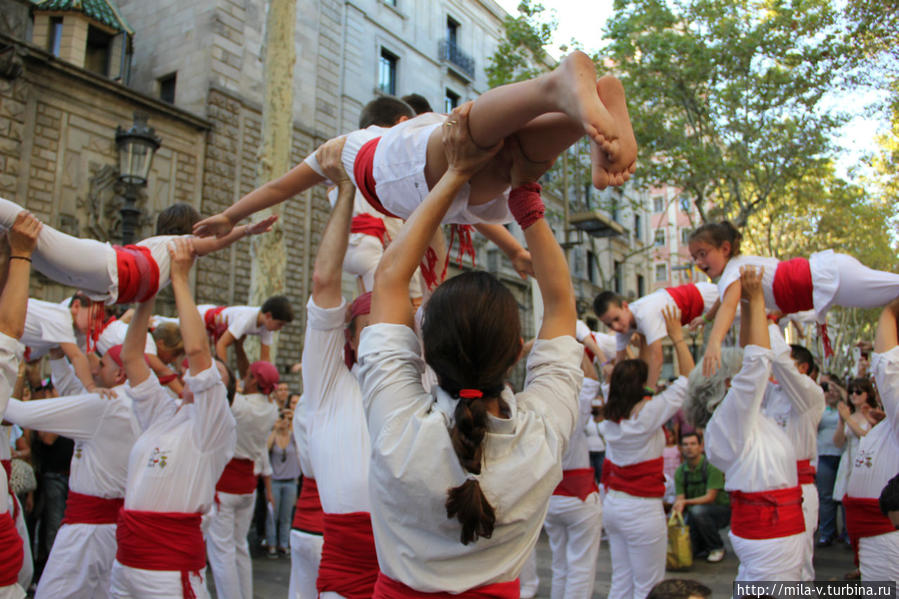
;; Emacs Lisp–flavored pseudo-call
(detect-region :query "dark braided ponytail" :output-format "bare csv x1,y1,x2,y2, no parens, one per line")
446,394,495,544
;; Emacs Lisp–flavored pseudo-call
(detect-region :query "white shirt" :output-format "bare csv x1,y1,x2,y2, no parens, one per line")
599,377,687,467
230,392,278,464
706,346,798,492
357,323,582,592
616,283,718,351
291,395,314,479
717,256,780,309
302,297,371,514
585,418,605,453
48,356,88,396
197,305,273,345
576,320,617,360
96,320,157,356
5,387,141,498
562,378,600,470
0,333,21,516
134,234,188,290
846,347,899,499
124,367,236,513
761,325,825,464
23,299,77,357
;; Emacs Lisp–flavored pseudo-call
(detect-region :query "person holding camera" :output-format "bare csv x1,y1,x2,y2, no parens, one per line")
266,407,300,558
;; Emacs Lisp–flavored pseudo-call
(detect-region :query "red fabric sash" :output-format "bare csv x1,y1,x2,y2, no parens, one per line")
115,509,204,599
601,457,665,498
796,459,816,486
114,245,160,305
730,486,805,540
352,213,390,247
353,137,399,219
665,284,705,324
844,495,895,560
1,459,17,521
771,258,814,315
0,510,23,586
292,477,324,535
584,332,597,362
62,491,124,525
553,468,599,501
374,572,520,598
203,306,227,341
215,457,257,495
317,511,378,599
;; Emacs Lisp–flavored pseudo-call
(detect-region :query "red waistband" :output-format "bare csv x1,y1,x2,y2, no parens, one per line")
351,213,390,247
772,258,814,315
665,284,705,324
62,491,124,525
292,477,324,534
797,459,816,486
0,510,23,586
116,508,204,599
114,245,160,305
215,457,257,495
601,457,665,498
844,496,895,542
1,459,17,521
318,511,378,599
553,468,599,500
730,486,805,540
374,572,520,599
203,306,228,341
353,137,399,219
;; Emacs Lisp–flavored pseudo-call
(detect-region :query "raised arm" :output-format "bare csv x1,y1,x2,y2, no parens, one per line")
371,103,502,327
508,141,575,340
123,296,156,387
191,215,278,256
0,211,39,340
312,138,356,310
169,238,211,375
873,297,899,440
642,338,664,391
59,342,106,396
703,281,740,376
663,305,695,377
472,223,533,280
875,297,899,355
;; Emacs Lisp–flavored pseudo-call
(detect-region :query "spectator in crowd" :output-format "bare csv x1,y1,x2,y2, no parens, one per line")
816,372,846,546
672,431,730,563
266,408,300,558
273,381,290,410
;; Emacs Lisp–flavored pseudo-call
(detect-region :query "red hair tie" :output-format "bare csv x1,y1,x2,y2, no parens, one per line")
458,389,483,399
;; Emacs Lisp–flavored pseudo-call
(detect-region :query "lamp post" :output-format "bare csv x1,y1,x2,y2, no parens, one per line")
115,112,161,245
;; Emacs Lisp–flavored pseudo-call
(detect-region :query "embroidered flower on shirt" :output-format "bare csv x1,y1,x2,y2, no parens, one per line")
854,449,874,469
147,447,170,469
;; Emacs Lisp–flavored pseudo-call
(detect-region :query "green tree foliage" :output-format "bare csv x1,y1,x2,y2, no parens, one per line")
603,0,851,227
485,1,556,87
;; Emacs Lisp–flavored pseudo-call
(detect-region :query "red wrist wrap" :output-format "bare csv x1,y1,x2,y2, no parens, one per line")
508,183,545,230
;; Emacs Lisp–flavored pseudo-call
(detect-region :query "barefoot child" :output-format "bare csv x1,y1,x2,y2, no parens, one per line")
689,221,899,375
0,198,276,305
194,52,637,261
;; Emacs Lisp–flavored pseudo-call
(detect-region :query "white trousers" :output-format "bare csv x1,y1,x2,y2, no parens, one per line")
35,522,116,599
730,531,804,581
518,546,539,599
13,497,31,590
0,197,114,299
108,560,209,599
343,236,382,292
800,482,818,582
812,250,899,317
544,494,602,599
603,491,665,599
859,530,899,581
206,491,255,599
288,529,323,599
0,585,24,599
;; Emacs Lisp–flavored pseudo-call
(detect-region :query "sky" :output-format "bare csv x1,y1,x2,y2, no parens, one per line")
492,0,888,179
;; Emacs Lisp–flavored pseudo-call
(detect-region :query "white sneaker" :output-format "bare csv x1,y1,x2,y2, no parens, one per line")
707,548,725,563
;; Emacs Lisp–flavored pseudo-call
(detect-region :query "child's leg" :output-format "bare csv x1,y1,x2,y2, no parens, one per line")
830,253,899,308
0,197,114,299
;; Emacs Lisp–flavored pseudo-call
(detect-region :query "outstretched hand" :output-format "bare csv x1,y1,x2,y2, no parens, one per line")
8,211,42,258
688,315,706,331
246,214,279,236
193,213,234,239
168,237,197,280
739,265,764,301
662,305,684,342
444,102,503,177
510,248,535,280
317,136,350,184
702,341,721,377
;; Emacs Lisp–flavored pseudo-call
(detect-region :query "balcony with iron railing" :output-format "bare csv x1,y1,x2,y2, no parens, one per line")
438,39,475,80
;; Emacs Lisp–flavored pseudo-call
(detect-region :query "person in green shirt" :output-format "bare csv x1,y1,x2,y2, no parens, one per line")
672,432,730,562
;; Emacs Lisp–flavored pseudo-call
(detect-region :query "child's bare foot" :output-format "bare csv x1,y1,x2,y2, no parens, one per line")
591,76,637,189
551,51,620,158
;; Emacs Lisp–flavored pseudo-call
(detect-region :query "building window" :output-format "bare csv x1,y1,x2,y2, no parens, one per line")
681,228,691,245
655,263,668,281
654,229,666,247
378,49,398,95
447,17,459,45
614,261,623,294
85,25,112,77
444,89,460,113
633,213,642,241
48,17,63,57
637,274,645,297
653,197,665,213
383,0,397,6
679,194,691,213
159,73,177,104
587,250,596,284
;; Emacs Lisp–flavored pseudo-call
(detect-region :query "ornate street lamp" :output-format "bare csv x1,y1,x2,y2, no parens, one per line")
115,112,161,244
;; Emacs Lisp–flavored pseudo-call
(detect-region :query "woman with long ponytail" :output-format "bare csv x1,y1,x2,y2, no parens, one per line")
354,103,582,597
